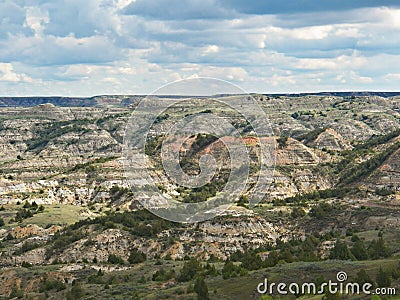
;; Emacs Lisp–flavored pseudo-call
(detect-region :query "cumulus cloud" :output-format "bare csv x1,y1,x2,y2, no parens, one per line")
122,0,236,20
0,0,399,95
221,0,400,15
0,34,123,65
0,1,32,38
25,6,49,35
0,63,33,82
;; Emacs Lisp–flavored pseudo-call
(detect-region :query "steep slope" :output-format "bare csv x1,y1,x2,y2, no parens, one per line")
312,128,353,151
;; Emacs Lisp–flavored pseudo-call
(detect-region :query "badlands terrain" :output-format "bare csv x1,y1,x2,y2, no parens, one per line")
0,93,400,299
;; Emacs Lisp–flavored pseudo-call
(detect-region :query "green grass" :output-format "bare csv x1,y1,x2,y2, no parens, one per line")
0,204,87,228
22,204,87,227
1,258,400,299
204,259,400,300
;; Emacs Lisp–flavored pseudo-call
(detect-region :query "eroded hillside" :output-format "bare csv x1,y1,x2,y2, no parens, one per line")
1,94,400,299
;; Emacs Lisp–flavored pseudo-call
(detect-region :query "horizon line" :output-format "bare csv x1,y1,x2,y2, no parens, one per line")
1,91,400,98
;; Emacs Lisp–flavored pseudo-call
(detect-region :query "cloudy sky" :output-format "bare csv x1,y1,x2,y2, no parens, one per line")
0,0,400,96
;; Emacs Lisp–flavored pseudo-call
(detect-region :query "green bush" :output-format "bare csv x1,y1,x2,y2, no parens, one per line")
309,203,334,219
241,249,263,270
222,260,247,279
291,207,306,219
21,261,32,268
194,276,210,300
375,188,395,196
376,267,391,288
107,254,124,265
152,268,175,281
128,249,146,264
368,236,391,259
277,136,288,149
39,280,66,292
15,208,34,222
351,241,369,260
177,258,202,282
329,240,355,260
14,242,41,256
355,269,374,287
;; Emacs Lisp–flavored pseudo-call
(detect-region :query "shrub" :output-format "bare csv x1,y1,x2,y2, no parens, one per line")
355,269,374,287
194,276,209,300
128,249,146,264
177,258,202,282
376,267,391,288
351,239,369,260
14,242,41,256
66,284,85,300
241,249,263,270
375,188,395,196
15,208,34,222
277,136,288,149
222,260,247,279
39,280,66,292
329,240,355,260
107,254,124,265
291,207,306,219
21,261,32,268
152,268,175,281
309,203,334,219
368,236,391,259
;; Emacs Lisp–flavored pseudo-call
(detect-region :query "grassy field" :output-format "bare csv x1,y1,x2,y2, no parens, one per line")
79,258,400,300
204,259,400,300
23,204,88,227
0,204,88,228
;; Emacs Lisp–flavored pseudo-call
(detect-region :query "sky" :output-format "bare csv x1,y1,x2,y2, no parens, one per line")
0,0,400,96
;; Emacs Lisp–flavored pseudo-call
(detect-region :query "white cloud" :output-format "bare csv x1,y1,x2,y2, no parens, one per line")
24,6,49,36
197,66,248,82
101,77,121,84
385,73,400,80
336,71,373,84
115,0,135,10
60,64,93,79
202,45,219,55
0,1,399,95
0,63,33,82
290,25,333,40
0,33,123,65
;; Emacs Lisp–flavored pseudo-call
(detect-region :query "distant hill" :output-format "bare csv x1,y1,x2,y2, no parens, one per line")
1,92,400,107
0,96,95,107
0,96,142,107
263,91,400,98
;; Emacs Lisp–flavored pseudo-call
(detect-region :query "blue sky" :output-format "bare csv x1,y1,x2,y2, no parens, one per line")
0,0,400,96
